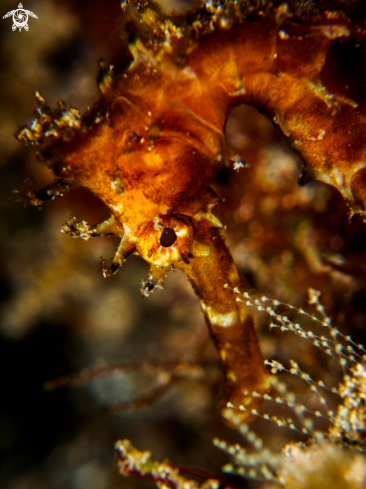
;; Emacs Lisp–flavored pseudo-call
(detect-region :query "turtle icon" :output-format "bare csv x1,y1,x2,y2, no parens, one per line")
3,3,38,31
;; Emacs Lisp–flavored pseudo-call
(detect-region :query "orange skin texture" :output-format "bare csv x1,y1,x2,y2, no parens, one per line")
50,73,267,408
16,12,366,412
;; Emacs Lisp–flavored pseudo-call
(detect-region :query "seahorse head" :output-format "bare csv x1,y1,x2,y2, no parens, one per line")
15,77,224,284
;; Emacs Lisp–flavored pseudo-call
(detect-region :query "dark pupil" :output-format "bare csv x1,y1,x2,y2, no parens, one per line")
160,228,177,247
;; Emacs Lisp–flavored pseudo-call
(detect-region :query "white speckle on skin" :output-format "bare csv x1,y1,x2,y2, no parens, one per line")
229,87,246,97
192,240,211,257
183,66,197,79
110,177,125,195
153,216,163,230
201,302,237,327
175,227,187,237
318,129,325,140
279,30,289,40
111,204,123,211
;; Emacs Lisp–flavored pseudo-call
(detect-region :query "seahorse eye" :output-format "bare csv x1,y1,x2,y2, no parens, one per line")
160,228,177,247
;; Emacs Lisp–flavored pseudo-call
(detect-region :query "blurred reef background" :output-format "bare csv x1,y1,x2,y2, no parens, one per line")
1,1,366,488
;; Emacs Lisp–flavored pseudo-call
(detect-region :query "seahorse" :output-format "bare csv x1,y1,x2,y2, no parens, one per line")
15,0,366,411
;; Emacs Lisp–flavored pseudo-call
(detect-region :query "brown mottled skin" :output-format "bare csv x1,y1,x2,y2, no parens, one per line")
16,3,366,412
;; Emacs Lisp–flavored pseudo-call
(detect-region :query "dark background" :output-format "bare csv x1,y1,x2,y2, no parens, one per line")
1,1,366,488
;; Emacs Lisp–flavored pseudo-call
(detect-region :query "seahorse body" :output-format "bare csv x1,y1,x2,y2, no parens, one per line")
16,1,366,411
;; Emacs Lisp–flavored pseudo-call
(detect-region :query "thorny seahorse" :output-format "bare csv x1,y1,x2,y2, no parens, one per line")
15,1,366,412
